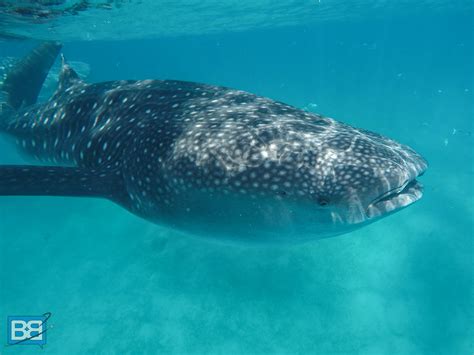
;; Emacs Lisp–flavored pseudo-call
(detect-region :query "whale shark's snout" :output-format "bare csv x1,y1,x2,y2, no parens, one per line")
324,128,428,226
364,150,427,220
366,178,424,219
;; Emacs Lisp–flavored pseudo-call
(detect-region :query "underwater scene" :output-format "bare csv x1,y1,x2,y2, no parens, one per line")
0,1,473,354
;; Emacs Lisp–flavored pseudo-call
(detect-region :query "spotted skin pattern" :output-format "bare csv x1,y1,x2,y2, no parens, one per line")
2,75,427,242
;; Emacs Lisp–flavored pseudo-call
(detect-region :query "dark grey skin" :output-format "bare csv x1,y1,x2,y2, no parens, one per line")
0,43,427,242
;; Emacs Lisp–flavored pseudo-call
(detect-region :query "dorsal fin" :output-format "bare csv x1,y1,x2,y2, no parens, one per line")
1,41,62,110
56,54,84,93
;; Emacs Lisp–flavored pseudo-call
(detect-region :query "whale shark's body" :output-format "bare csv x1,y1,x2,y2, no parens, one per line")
0,43,427,242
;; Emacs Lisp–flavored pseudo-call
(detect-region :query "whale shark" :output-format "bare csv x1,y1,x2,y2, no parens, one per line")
0,42,427,242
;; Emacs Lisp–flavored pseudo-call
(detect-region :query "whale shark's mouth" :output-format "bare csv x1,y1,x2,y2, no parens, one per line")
366,179,423,219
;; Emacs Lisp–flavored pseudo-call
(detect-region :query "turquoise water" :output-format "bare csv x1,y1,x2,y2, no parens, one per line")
0,4,473,355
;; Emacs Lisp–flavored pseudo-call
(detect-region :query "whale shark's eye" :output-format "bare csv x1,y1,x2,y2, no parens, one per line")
317,198,329,206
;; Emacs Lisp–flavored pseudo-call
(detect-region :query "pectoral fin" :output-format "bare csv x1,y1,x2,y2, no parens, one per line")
0,165,129,205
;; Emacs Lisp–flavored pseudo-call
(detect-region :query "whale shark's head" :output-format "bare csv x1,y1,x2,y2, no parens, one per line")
298,125,428,235
134,102,428,242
